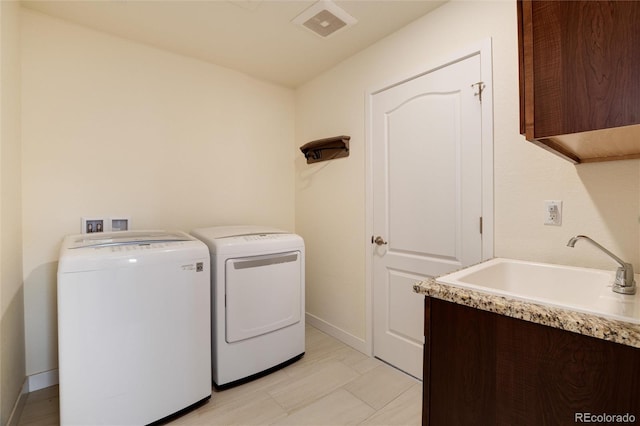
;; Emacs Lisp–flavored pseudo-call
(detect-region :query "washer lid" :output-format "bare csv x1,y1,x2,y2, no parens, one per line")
66,230,192,249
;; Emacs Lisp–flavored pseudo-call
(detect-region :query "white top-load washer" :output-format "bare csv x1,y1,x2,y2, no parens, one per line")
190,226,305,387
57,230,212,425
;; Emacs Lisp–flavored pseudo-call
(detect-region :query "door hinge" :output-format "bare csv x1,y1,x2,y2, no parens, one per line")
471,81,485,102
479,217,483,234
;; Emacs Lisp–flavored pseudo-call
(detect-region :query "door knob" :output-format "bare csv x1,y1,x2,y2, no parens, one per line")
372,236,388,246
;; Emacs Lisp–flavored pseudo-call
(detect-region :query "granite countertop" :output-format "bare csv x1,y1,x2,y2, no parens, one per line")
414,276,640,349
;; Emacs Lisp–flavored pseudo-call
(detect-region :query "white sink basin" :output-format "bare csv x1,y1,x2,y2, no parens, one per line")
437,258,640,324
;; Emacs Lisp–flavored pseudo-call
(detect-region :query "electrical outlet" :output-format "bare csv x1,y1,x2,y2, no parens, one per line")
544,200,562,226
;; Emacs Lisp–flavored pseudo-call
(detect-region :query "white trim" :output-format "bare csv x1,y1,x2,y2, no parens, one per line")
27,369,59,392
305,313,369,355
6,380,29,426
478,38,495,260
367,38,493,97
364,37,495,359
364,90,375,358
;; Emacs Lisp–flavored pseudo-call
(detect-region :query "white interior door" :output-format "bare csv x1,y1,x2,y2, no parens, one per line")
370,51,490,379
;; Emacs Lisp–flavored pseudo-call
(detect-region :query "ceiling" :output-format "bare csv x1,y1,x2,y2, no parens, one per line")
21,0,446,88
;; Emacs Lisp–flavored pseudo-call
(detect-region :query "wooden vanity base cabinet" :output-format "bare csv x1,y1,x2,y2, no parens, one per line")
422,297,640,425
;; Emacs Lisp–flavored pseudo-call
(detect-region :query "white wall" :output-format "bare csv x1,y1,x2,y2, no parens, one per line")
1,0,26,423
295,1,640,344
21,9,296,377
18,0,640,383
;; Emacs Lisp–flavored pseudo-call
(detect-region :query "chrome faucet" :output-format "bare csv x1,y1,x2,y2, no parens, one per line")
567,235,636,295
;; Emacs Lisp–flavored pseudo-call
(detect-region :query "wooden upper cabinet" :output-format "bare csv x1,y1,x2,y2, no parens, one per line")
518,0,640,163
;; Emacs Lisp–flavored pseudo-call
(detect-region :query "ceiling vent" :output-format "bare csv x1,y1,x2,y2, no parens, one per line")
292,0,357,39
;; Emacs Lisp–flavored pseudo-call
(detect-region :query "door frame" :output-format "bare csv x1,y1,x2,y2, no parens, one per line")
364,38,495,357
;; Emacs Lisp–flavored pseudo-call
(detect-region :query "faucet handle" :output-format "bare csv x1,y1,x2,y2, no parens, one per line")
613,263,636,295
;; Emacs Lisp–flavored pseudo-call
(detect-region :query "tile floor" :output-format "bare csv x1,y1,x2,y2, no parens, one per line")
17,325,422,425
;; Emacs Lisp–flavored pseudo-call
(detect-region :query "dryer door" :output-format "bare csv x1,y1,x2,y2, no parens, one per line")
225,251,302,343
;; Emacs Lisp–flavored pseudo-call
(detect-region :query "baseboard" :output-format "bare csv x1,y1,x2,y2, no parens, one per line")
6,380,28,426
305,313,370,355
28,369,59,392
6,370,59,425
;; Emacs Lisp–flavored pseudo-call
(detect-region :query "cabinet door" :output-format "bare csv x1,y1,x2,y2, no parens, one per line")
424,298,497,425
519,1,640,140
495,313,640,425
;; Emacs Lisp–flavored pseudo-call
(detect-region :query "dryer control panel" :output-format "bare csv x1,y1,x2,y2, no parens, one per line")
242,234,286,242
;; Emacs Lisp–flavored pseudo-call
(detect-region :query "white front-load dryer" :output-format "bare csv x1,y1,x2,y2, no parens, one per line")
191,226,305,387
